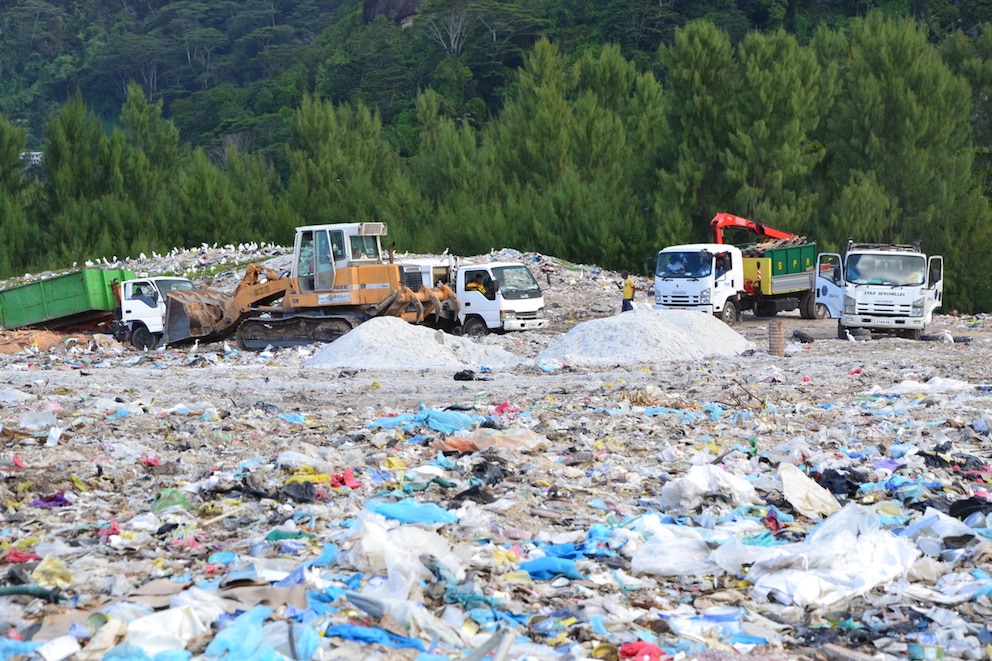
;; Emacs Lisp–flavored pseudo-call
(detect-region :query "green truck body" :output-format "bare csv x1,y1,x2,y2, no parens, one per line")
0,268,135,330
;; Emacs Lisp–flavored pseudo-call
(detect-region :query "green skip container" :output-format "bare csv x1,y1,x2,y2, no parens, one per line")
0,268,135,330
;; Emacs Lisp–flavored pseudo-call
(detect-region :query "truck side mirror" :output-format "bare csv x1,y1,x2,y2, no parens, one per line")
832,267,841,285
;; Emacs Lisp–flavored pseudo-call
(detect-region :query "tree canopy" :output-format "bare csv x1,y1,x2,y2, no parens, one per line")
2,5,992,311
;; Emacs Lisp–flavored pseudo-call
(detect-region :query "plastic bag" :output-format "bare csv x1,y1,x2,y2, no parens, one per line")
779,463,841,519
659,464,760,512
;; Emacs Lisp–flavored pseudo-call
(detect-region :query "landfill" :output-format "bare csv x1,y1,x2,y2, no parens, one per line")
0,246,992,660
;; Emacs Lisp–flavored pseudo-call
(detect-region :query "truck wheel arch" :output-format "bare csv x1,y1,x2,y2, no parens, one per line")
461,316,489,337
130,324,159,351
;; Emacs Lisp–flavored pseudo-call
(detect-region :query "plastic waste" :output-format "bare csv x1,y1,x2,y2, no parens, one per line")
658,464,760,512
747,503,920,607
324,624,426,651
778,463,841,519
31,556,73,590
518,557,583,580
367,499,459,525
630,517,722,577
432,428,546,453
203,605,271,658
124,606,208,657
367,403,481,434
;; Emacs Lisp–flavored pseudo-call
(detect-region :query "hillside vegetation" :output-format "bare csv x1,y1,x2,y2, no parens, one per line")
2,2,992,310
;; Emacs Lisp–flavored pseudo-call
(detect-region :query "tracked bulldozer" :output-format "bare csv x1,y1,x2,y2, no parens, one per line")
162,223,458,350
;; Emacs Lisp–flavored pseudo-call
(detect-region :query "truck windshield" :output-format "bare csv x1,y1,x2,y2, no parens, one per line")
846,254,925,286
492,265,541,300
656,251,712,278
157,279,194,295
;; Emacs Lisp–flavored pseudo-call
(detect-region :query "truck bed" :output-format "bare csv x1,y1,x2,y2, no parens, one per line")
0,268,134,330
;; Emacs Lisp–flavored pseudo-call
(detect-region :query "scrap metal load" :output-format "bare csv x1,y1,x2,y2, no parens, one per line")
162,223,458,350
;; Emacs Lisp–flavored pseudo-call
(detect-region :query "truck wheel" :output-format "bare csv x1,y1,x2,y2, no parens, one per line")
462,317,489,338
800,292,815,319
718,300,739,326
131,326,158,351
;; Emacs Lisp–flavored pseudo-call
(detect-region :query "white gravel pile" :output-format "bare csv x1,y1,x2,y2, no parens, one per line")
535,308,754,367
304,317,524,370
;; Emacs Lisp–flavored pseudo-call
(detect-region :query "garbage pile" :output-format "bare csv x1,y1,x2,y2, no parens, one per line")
0,247,991,660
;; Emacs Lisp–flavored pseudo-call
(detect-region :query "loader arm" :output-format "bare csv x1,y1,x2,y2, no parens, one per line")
710,212,797,244
163,263,293,345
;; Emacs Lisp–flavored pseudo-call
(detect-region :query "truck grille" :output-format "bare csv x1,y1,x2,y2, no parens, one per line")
659,294,701,305
400,268,423,292
856,301,913,315
515,311,541,320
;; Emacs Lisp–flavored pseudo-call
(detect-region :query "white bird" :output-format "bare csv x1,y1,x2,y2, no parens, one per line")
845,329,855,342
940,330,954,343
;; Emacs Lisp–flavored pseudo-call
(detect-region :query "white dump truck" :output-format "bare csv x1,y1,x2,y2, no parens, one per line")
113,276,195,349
399,257,549,336
815,240,943,340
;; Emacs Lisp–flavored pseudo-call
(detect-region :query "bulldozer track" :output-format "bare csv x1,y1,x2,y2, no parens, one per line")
236,316,358,350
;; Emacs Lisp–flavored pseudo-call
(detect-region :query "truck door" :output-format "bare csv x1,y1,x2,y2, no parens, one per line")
926,256,944,316
460,268,498,328
124,281,158,311
815,253,843,318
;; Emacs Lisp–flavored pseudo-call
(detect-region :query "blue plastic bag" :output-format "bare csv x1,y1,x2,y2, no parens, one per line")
324,624,426,651
367,403,481,434
204,605,272,658
368,498,458,525
519,556,584,580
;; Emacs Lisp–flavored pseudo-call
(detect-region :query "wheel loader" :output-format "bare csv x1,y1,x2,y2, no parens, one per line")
162,222,458,350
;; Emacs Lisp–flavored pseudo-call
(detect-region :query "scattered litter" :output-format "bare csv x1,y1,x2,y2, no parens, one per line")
1,245,991,659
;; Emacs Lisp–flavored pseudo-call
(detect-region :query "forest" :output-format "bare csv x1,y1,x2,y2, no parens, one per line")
2,0,992,311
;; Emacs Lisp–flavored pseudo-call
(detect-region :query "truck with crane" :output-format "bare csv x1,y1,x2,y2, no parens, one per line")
815,240,943,340
162,222,547,350
652,212,822,325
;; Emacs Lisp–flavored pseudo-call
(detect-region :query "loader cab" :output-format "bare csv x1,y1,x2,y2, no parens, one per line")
294,223,388,292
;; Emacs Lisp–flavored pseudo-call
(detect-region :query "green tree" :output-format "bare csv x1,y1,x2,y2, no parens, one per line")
722,29,829,234
0,117,35,276
285,95,425,248
821,12,992,310
656,20,736,240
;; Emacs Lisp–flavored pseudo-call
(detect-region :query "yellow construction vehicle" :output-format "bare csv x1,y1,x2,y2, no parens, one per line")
162,223,458,350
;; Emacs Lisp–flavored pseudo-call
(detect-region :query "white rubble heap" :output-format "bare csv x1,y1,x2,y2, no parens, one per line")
0,245,990,660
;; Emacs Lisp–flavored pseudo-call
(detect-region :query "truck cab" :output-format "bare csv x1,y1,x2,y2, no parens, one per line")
653,244,743,325
456,262,548,336
116,276,194,349
815,241,943,340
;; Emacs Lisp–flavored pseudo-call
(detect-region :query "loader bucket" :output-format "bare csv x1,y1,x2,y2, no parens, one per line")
163,289,238,346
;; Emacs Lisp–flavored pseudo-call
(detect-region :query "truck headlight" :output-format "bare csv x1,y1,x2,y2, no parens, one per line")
700,288,710,304
500,310,517,321
843,295,856,314
535,307,545,318
910,296,924,317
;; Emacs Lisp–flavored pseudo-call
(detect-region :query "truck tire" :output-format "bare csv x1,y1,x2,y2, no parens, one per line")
718,300,739,326
815,303,830,319
462,317,489,338
800,292,815,319
838,321,871,341
131,326,158,351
